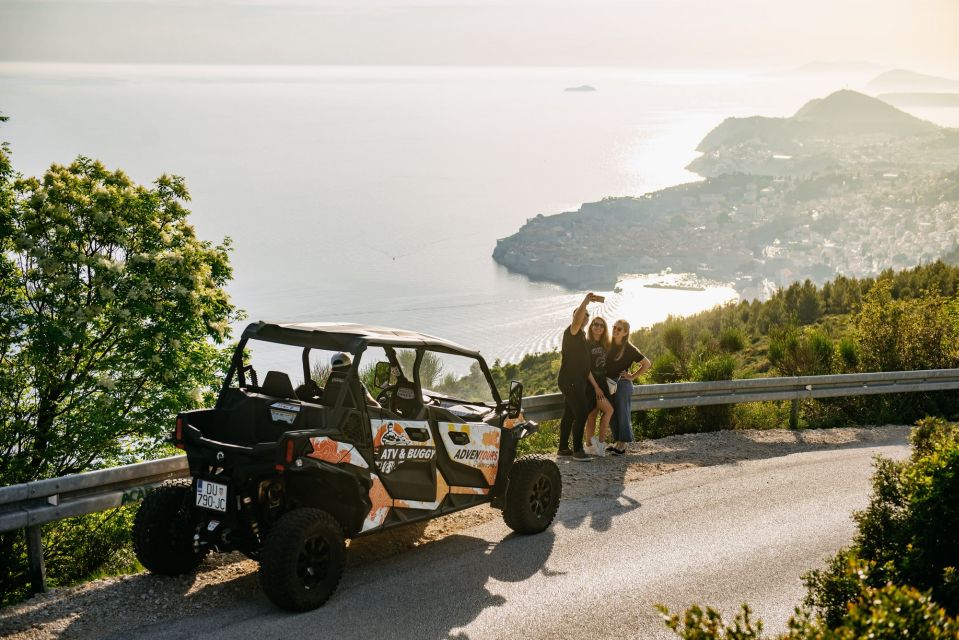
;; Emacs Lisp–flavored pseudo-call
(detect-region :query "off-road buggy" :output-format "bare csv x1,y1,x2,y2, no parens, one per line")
133,321,561,611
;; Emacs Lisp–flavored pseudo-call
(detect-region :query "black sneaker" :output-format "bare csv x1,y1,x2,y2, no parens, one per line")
557,448,573,457
572,450,592,461
609,447,625,456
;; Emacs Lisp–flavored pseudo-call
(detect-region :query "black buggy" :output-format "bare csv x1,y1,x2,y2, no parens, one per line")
133,321,561,611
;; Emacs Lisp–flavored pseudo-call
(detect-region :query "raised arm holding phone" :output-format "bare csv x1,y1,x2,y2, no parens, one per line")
557,292,604,461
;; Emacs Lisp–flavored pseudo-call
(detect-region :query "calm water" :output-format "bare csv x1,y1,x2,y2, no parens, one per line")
4,64,952,365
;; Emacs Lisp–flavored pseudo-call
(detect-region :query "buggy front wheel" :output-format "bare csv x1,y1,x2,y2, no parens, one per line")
503,455,562,534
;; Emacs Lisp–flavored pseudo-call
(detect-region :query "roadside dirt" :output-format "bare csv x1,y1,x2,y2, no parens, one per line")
0,425,910,640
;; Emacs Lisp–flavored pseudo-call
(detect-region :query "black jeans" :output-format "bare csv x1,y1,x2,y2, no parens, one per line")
558,377,589,452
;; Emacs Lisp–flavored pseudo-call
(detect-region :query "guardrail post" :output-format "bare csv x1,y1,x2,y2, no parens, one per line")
25,525,47,594
789,398,800,430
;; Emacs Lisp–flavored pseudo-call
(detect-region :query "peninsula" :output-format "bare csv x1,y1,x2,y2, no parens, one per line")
492,90,959,298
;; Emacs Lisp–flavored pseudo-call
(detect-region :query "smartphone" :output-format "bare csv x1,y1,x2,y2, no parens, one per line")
592,294,605,303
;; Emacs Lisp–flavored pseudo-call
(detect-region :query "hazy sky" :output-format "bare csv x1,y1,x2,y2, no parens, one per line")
1,0,957,73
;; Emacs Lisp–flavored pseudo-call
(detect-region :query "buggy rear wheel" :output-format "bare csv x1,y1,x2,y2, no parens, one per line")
503,454,562,534
259,508,345,612
133,480,208,575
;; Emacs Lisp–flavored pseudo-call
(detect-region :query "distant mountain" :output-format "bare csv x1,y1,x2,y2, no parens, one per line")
879,93,959,108
866,69,959,93
696,90,937,153
564,85,596,92
792,89,935,132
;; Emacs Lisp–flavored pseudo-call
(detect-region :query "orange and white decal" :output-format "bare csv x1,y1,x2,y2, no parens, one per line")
307,436,369,470
371,419,434,447
449,486,489,495
361,475,392,532
370,419,435,475
439,422,501,486
394,497,441,510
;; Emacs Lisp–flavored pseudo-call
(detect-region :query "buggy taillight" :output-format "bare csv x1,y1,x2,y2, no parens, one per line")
276,437,308,472
274,439,296,472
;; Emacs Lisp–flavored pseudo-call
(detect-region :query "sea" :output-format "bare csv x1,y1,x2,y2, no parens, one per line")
3,63,957,368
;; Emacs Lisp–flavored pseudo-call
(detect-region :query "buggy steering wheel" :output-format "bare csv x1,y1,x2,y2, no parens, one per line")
376,385,398,409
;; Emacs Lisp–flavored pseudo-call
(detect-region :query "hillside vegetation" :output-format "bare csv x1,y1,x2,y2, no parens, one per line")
491,260,959,438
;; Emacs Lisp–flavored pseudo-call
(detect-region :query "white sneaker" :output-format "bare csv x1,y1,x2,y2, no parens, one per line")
583,442,596,456
591,437,604,457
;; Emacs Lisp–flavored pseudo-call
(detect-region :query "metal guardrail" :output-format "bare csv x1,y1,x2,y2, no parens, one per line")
4,367,959,594
0,457,189,533
521,368,959,420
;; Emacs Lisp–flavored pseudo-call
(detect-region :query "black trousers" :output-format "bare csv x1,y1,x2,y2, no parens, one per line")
558,377,589,452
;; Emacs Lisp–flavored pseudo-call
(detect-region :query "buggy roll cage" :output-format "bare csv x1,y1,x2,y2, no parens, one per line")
219,321,504,412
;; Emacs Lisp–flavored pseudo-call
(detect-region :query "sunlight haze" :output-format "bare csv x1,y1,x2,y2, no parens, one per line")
1,0,957,73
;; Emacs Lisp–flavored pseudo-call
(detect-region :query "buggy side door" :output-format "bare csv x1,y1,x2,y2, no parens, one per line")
364,347,438,508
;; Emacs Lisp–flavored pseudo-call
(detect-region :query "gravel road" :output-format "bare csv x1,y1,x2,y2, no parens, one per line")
0,425,911,639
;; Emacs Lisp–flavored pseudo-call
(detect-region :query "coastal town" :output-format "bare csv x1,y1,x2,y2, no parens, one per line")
492,91,959,300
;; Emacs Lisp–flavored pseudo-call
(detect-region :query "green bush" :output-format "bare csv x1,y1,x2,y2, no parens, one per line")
516,419,559,456
663,322,691,373
718,327,746,353
855,281,959,372
768,327,834,377
691,355,737,430
650,352,683,384
836,338,858,372
1,506,141,607
803,417,959,621
44,507,141,586
661,579,958,639
730,402,790,431
658,603,763,639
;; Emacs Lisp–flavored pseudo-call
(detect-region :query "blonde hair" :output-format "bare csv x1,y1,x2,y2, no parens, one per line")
588,315,611,350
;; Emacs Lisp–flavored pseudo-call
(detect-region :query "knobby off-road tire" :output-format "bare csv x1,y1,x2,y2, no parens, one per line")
133,479,208,575
503,454,562,534
259,508,346,612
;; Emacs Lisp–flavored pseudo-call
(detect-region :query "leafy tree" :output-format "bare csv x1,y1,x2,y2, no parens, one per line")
1,156,238,480
855,280,959,372
783,279,821,325
0,136,239,601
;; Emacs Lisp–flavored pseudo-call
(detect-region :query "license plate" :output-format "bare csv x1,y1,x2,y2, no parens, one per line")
196,479,228,512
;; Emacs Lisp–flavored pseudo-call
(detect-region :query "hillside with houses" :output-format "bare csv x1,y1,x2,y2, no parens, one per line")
492,90,959,298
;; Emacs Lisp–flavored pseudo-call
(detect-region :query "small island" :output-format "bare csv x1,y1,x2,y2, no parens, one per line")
492,90,959,298
643,283,706,292
564,85,596,92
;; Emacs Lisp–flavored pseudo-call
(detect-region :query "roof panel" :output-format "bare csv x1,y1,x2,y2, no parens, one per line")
241,321,480,356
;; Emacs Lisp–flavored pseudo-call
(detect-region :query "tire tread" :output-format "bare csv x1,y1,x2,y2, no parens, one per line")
503,454,562,534
133,479,207,575
259,508,345,612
